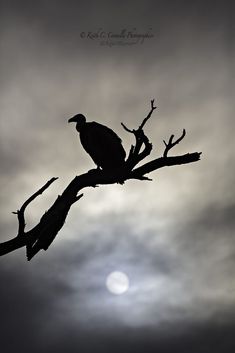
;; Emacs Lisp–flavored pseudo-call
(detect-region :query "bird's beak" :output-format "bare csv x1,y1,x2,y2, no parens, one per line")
68,116,77,123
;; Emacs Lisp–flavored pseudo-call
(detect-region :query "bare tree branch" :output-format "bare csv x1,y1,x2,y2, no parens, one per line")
12,177,58,237
0,100,201,261
121,100,156,170
139,99,157,129
130,152,201,180
163,129,186,157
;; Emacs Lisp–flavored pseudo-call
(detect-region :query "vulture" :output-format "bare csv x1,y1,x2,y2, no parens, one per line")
68,114,126,170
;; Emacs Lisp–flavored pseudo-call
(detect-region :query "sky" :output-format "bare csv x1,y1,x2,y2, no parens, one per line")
0,0,234,352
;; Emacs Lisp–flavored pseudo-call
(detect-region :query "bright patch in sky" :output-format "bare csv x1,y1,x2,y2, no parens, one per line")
106,271,130,295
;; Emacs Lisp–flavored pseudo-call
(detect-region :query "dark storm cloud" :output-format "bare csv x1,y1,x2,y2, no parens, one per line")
0,259,72,353
1,246,235,353
173,204,235,291
1,0,232,30
0,0,232,63
1,204,235,353
42,321,235,353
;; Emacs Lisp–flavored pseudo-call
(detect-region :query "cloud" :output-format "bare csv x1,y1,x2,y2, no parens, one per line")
1,197,235,352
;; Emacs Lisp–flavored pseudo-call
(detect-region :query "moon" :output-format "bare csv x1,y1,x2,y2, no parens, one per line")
106,271,130,295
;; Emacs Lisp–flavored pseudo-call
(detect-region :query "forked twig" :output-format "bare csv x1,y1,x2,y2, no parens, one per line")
121,100,156,170
163,129,186,158
12,177,58,237
121,99,157,133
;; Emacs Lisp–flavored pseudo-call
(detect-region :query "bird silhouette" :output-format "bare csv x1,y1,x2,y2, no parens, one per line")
68,114,126,170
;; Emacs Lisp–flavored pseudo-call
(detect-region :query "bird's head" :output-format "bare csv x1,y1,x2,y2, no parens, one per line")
68,114,86,131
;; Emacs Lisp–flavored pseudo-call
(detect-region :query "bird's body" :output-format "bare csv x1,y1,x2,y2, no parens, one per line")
79,121,126,169
68,114,126,170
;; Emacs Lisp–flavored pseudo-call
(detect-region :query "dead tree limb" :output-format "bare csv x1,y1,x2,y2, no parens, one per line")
0,100,201,260
163,129,186,157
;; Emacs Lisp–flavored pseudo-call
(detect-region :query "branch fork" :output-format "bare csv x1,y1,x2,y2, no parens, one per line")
121,99,156,172
163,129,186,158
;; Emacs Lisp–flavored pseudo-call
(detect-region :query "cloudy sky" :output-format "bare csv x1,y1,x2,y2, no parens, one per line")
0,0,234,352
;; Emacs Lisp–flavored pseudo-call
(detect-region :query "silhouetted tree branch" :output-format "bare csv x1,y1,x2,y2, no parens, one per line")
121,99,155,171
0,99,201,260
163,129,186,157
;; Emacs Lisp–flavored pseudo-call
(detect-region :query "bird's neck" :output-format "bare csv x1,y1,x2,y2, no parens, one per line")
76,122,86,132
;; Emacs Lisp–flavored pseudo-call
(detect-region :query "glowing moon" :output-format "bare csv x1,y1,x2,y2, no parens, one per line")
106,271,129,295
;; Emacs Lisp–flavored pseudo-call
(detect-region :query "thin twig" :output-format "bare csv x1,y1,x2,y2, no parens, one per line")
121,99,157,134
121,122,133,133
121,100,156,169
13,177,58,236
163,129,186,158
140,99,157,129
